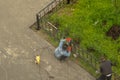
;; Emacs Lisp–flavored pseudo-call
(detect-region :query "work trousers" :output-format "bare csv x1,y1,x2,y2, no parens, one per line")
97,74,112,80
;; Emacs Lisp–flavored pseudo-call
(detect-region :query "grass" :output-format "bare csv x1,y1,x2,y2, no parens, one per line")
31,0,120,78
48,0,120,74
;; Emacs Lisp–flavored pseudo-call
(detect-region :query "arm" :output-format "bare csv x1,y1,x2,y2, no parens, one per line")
111,61,116,66
58,39,66,48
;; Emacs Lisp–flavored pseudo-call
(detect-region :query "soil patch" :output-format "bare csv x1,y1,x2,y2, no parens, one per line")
106,25,120,40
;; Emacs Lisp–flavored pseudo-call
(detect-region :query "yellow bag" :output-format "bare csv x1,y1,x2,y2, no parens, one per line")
35,55,40,64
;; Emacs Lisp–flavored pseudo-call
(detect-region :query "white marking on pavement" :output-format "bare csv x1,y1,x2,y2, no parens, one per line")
45,65,52,72
4,48,19,57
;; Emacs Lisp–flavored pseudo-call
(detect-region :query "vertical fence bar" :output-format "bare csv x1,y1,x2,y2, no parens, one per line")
90,55,92,65
94,58,97,69
36,14,40,30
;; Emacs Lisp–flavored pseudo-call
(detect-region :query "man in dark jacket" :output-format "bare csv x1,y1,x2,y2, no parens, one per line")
97,57,113,80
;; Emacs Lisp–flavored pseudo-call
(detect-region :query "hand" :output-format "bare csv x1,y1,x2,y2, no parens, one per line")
95,70,100,74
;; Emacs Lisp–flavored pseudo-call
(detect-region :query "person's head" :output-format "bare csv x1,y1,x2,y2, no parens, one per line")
62,43,68,50
100,56,106,62
63,36,66,39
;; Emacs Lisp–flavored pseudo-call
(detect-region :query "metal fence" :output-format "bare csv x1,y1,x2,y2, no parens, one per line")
36,0,66,30
35,0,120,79
72,46,99,69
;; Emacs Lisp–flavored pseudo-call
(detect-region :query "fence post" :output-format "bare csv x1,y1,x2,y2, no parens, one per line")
36,14,40,30
67,0,70,4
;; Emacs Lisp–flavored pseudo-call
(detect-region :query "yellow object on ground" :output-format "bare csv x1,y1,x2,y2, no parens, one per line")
35,55,40,64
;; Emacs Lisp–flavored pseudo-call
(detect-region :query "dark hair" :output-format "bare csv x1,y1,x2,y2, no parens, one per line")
100,56,106,62
62,43,68,50
63,36,66,39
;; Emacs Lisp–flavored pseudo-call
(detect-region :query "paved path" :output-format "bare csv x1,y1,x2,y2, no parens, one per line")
0,0,95,80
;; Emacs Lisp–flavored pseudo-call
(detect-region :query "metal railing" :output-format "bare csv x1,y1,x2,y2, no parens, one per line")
72,46,99,69
36,0,66,30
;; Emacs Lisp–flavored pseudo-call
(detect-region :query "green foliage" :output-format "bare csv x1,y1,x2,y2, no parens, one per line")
49,0,120,73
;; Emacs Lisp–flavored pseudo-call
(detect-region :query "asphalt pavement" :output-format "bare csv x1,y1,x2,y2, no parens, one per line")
0,0,95,80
